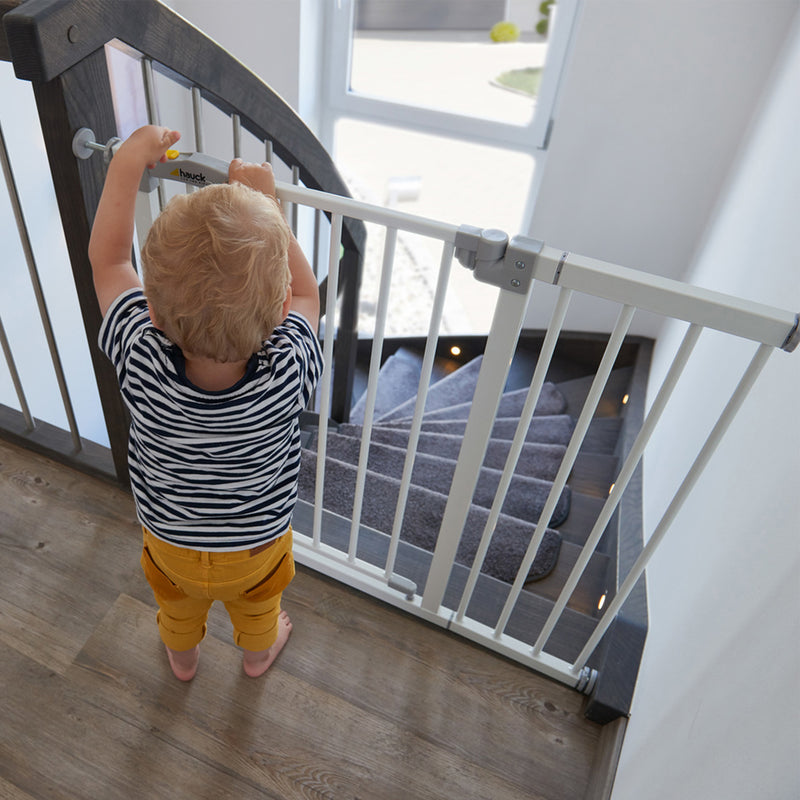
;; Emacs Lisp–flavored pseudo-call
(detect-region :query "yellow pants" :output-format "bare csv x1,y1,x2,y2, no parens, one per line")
140,527,295,652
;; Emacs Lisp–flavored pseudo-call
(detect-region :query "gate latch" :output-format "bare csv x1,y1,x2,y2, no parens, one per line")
454,225,543,295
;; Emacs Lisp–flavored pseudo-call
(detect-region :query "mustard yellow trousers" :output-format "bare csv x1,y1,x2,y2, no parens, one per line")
140,527,295,652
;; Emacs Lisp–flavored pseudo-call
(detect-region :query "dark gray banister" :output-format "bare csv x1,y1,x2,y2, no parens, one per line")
3,0,366,451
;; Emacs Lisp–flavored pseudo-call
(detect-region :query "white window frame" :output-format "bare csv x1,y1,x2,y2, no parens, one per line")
319,0,582,159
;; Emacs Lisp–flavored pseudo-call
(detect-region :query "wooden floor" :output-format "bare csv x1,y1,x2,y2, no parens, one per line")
0,438,606,800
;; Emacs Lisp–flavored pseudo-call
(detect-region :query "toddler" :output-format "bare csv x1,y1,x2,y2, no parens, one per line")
89,125,322,680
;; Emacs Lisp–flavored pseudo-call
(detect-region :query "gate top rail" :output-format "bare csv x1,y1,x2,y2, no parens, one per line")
450,227,798,352
534,246,799,352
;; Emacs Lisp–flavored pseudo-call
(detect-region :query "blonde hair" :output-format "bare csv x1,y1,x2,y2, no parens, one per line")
142,182,291,362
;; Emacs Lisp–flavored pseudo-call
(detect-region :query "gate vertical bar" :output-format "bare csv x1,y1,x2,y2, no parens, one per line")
384,240,455,581
0,316,33,430
455,286,574,621
312,212,344,546
348,227,397,560
421,284,533,615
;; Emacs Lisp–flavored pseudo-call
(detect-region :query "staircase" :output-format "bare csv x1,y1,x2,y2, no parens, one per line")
296,333,651,667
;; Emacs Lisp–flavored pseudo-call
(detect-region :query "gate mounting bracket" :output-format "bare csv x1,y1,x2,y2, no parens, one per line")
455,225,543,295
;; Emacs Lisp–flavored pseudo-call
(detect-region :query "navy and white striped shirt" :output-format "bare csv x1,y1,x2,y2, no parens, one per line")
99,288,322,550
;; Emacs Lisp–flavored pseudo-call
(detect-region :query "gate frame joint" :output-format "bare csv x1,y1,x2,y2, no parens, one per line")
455,224,543,295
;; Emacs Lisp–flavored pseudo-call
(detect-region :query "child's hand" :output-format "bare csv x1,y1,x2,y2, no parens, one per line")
228,158,277,199
118,125,181,169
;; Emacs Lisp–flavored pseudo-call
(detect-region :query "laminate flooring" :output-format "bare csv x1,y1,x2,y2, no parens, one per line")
0,438,603,800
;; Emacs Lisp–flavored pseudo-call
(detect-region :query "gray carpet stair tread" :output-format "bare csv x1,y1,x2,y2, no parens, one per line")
293,498,605,620
323,428,568,482
376,355,485,422
349,351,425,425
372,415,576,446
305,434,570,527
298,450,562,583
381,383,567,426
555,366,634,419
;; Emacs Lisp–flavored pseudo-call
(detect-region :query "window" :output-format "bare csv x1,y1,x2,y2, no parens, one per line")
320,0,580,334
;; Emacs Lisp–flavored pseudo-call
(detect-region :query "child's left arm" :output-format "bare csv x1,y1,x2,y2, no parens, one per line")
88,125,181,317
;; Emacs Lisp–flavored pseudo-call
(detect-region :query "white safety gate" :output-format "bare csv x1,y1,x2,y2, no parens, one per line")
4,77,798,696
223,171,794,690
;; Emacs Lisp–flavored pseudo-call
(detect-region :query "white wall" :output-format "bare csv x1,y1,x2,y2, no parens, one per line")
611,12,800,800
525,0,800,337
163,0,302,110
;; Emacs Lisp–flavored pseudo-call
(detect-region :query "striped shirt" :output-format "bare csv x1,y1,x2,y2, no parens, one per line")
99,288,322,550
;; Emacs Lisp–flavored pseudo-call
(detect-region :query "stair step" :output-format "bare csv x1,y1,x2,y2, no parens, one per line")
382,383,567,426
369,414,576,446
531,537,611,616
570,452,620,498
329,427,568,483
581,418,623,454
377,355,485,422
555,366,634,419
555,492,613,549
305,437,571,528
349,349,425,424
298,450,565,583
293,499,600,663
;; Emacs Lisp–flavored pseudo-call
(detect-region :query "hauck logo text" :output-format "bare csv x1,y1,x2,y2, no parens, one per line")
171,167,208,185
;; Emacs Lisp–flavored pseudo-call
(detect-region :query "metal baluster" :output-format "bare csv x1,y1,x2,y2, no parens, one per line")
0,315,33,430
290,165,300,235
232,113,241,159
312,213,344,547
0,122,81,450
192,87,204,152
348,227,398,561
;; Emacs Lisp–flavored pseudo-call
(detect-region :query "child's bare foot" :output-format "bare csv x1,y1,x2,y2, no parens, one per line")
165,644,199,681
242,611,293,678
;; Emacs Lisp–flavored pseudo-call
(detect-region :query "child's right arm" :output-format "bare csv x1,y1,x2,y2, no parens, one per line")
89,125,180,317
228,159,320,331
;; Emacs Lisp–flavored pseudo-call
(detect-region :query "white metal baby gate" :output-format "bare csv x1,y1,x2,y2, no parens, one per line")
127,130,799,689
277,182,797,690
4,116,798,694
3,32,798,693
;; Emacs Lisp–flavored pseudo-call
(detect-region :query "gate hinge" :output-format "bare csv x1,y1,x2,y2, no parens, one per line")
454,224,543,295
